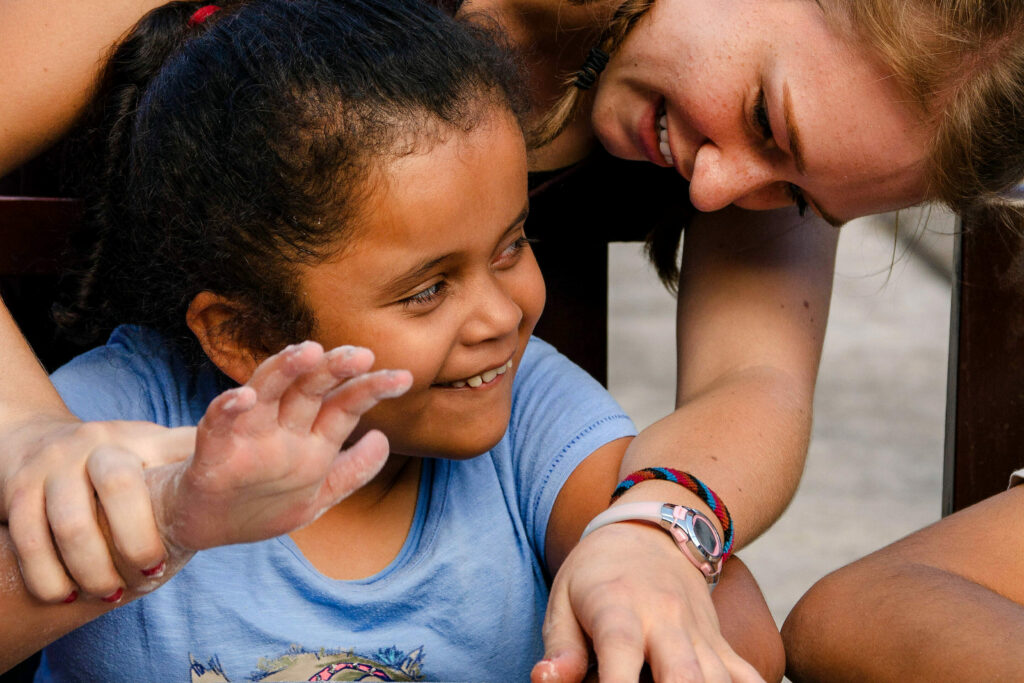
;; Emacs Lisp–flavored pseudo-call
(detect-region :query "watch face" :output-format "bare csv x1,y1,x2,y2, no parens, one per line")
691,515,720,555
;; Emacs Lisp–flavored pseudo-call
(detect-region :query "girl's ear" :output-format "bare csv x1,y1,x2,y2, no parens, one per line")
186,291,261,384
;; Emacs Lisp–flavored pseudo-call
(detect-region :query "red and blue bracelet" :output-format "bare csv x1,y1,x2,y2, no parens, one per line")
611,467,734,560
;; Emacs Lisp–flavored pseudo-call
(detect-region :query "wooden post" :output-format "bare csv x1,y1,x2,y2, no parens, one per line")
944,208,1024,514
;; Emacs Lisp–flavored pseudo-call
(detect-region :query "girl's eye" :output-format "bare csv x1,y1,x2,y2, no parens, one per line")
754,89,773,140
788,183,809,217
402,280,448,308
494,235,532,267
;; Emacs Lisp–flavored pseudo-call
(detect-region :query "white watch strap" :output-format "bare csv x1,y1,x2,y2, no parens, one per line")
580,501,667,540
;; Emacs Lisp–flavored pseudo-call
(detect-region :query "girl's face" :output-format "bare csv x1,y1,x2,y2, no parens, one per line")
298,110,544,459
590,0,931,225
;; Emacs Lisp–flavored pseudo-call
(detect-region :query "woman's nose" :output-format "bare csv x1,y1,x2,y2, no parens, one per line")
688,143,778,212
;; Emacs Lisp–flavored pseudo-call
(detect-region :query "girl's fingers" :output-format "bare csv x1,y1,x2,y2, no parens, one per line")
45,472,124,600
313,369,413,445
197,386,258,440
244,341,325,418
276,346,375,432
6,487,77,603
319,428,391,506
87,446,167,579
533,586,590,683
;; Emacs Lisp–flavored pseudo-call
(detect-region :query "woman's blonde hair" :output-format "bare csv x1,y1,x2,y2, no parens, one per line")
821,0,1024,219
537,0,1024,218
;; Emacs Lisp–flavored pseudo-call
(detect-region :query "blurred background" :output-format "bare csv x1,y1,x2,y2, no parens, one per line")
606,206,956,626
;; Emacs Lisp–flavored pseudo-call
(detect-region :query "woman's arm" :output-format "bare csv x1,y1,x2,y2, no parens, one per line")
0,0,166,175
536,205,837,682
783,484,1024,682
617,204,838,544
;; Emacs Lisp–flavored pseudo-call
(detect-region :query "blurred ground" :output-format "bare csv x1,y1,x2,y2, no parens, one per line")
607,207,955,626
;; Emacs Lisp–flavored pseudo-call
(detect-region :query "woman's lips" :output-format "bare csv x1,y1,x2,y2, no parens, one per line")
636,98,671,168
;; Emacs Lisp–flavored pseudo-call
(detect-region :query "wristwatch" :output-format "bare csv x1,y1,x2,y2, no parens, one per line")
580,501,724,589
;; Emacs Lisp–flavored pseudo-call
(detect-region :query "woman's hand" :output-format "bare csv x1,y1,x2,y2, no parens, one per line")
2,415,196,603
149,341,411,552
533,522,766,683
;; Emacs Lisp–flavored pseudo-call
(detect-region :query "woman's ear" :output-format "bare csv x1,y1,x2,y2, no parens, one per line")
186,291,260,384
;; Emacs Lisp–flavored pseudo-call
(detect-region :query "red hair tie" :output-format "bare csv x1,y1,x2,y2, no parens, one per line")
188,4,221,27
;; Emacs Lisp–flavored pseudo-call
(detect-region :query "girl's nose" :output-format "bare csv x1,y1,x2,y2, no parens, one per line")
688,143,778,212
462,276,523,345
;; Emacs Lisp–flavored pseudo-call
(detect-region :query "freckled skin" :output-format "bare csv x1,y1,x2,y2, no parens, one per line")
591,0,931,222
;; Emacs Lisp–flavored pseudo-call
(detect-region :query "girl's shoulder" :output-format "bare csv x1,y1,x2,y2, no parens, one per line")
50,324,222,426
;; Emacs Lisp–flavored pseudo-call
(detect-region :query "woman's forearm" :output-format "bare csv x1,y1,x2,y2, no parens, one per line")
0,299,69,425
617,363,812,548
0,0,166,175
615,205,838,549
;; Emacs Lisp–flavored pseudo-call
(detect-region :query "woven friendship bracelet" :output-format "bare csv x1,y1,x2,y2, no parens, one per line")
611,467,734,560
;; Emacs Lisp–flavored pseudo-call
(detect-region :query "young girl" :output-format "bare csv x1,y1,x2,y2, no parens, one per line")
1,0,775,680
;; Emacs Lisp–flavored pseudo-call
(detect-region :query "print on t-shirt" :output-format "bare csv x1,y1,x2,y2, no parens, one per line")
189,645,425,681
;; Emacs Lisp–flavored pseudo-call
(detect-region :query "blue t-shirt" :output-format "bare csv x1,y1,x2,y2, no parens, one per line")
38,326,635,682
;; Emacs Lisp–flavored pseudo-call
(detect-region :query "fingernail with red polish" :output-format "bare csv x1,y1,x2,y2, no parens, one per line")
63,590,78,604
142,560,166,578
101,587,124,603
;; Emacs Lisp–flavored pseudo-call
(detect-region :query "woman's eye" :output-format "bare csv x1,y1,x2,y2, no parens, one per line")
402,280,447,308
754,89,773,140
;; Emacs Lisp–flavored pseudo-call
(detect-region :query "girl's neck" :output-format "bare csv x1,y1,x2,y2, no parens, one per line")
289,453,423,580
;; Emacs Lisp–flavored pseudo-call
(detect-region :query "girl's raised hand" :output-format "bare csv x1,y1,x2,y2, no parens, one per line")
148,342,412,553
533,523,767,683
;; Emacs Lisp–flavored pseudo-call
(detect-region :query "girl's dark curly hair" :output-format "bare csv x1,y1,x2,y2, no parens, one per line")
59,0,526,362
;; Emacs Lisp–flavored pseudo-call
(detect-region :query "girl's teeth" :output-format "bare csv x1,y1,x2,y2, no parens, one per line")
449,359,514,388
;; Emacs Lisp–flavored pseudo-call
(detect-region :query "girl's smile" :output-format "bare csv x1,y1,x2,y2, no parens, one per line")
433,357,514,389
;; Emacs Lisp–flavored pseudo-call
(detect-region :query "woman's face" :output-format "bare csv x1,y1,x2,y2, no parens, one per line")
590,0,930,224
